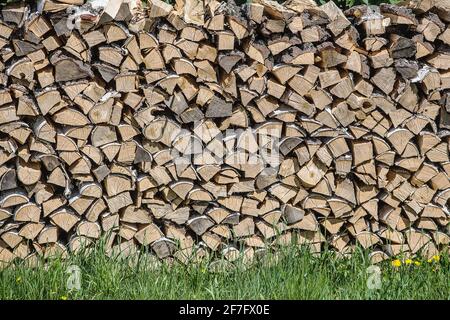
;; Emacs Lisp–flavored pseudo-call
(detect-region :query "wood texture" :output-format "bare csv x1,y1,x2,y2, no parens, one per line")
0,0,449,267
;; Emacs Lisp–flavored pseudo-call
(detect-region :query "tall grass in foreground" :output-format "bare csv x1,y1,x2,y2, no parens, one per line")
0,244,448,300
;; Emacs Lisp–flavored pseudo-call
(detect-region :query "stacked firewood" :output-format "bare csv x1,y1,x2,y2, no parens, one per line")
0,0,449,268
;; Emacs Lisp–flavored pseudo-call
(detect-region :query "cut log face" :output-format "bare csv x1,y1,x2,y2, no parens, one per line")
0,0,447,266
17,159,41,186
50,52,94,82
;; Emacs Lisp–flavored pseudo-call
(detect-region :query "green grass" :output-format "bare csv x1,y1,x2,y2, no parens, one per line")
0,0,402,9
0,244,448,300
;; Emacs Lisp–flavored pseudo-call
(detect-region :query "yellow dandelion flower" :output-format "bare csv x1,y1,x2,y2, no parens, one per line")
60,296,68,300
414,261,421,266
405,259,413,265
428,255,440,263
391,259,401,267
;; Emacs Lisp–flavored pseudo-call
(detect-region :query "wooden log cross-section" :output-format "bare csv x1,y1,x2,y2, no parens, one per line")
0,0,449,268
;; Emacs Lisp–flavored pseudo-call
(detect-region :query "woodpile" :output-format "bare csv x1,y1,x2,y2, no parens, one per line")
0,0,449,268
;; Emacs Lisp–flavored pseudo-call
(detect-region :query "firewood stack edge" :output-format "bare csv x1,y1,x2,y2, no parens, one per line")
0,0,449,269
